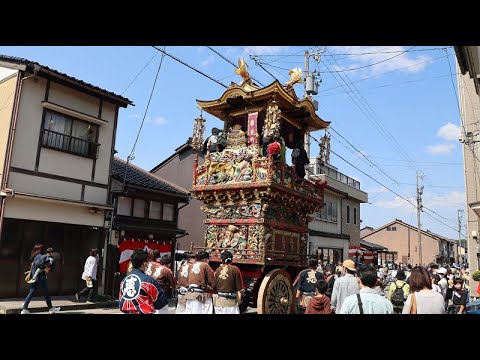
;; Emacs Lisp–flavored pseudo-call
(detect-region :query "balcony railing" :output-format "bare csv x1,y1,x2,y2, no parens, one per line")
309,164,361,189
41,129,99,159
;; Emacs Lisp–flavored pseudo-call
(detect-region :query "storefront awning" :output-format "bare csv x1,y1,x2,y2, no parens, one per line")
360,240,388,251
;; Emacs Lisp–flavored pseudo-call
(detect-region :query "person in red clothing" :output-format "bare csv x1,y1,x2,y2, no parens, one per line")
305,279,333,314
119,249,168,314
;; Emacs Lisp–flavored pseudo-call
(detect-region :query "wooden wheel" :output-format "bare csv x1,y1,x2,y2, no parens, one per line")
257,269,295,314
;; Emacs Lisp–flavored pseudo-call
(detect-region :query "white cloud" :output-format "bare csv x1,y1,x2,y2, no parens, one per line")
375,196,415,209
245,46,290,56
437,122,461,141
425,143,455,155
147,116,167,126
366,186,388,194
427,191,465,208
329,46,432,76
200,55,215,67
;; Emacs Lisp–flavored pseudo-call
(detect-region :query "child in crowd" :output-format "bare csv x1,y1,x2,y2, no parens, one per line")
27,247,55,284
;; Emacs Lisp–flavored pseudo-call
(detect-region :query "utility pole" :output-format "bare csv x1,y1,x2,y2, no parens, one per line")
407,226,411,265
416,172,424,266
304,50,310,175
458,209,463,264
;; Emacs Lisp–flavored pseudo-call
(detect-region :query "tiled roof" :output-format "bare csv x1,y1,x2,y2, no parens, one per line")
360,239,388,251
0,54,133,106
112,157,189,197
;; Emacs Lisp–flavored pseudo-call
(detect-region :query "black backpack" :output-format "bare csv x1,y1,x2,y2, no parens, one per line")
391,282,406,306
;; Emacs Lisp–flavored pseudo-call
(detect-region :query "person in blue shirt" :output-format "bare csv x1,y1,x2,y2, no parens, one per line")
21,244,61,314
340,264,394,314
27,247,55,284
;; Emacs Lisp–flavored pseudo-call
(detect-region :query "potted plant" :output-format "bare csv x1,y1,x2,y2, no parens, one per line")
472,270,480,282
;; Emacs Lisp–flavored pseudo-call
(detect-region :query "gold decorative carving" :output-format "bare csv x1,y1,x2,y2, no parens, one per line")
235,58,252,86
284,68,303,90
262,101,281,139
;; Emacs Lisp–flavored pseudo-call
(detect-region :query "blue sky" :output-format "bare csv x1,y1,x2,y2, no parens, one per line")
0,46,465,239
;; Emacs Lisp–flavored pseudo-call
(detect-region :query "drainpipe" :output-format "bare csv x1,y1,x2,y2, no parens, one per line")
0,72,36,243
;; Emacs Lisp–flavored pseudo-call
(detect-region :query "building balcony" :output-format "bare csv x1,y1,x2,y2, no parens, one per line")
41,129,99,159
307,164,368,203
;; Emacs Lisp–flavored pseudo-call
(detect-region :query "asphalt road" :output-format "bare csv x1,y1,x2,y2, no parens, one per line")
32,305,258,314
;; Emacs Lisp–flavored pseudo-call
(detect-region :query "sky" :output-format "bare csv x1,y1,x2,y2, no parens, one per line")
0,46,466,239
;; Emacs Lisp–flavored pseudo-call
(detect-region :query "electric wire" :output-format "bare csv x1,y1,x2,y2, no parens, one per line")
122,47,166,189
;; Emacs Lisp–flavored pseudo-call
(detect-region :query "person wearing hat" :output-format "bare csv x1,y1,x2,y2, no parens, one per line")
330,259,359,313
340,264,394,314
436,267,449,305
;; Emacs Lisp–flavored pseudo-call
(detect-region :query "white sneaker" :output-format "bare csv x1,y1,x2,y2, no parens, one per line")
20,309,30,314
48,307,61,314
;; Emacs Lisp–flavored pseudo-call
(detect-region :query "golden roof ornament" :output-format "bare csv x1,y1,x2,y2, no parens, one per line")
235,58,252,86
284,68,303,90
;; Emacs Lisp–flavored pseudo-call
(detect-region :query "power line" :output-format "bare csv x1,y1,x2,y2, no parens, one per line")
321,47,416,73
320,53,450,93
398,183,464,189
367,156,462,165
329,126,400,186
323,47,430,188
122,47,166,189
310,133,464,236
151,46,228,88
206,46,265,87
257,47,448,57
121,51,158,95
446,48,480,198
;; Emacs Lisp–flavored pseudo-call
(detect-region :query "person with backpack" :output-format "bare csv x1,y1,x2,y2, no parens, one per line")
387,269,410,314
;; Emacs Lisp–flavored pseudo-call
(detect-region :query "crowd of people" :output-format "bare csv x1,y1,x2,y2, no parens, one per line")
293,259,471,314
119,249,244,314
117,248,473,314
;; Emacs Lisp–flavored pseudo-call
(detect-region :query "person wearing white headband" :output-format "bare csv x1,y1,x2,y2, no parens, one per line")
213,250,244,314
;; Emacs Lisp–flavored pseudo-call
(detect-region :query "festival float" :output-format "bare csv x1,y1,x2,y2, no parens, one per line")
190,59,330,314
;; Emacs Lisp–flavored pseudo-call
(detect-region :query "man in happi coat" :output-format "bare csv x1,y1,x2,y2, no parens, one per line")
213,250,244,314
185,251,215,314
175,251,195,314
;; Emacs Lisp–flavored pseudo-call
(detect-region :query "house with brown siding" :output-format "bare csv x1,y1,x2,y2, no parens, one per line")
361,219,457,266
0,55,132,298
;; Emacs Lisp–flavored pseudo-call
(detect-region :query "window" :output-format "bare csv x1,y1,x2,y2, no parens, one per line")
314,202,337,223
149,201,162,220
346,205,350,224
163,203,175,221
133,199,146,218
387,226,397,231
117,197,132,216
321,203,327,220
353,207,357,225
41,110,98,159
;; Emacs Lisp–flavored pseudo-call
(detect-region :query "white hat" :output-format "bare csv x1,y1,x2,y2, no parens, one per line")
437,267,447,275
